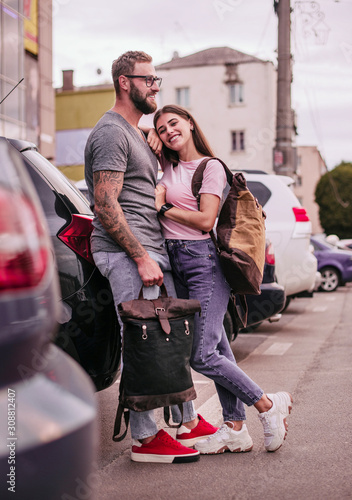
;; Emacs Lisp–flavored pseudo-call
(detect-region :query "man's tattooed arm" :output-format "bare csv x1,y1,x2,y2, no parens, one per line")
93,170,164,286
93,170,146,259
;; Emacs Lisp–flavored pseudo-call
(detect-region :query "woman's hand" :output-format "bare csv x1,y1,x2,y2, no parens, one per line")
147,128,163,156
155,184,167,212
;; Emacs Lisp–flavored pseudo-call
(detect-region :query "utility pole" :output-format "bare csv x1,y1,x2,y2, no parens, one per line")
273,0,296,177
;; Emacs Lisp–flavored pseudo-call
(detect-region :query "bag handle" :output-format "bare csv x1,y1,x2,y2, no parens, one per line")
138,282,168,300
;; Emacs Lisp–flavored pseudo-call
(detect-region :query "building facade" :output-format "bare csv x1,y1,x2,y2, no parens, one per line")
55,47,278,179
0,0,55,159
294,146,327,234
55,70,115,180
156,47,278,172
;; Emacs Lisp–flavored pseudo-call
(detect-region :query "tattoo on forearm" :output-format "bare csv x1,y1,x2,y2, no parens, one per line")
93,170,146,259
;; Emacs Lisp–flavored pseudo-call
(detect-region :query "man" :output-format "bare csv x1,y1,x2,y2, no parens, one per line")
84,51,217,463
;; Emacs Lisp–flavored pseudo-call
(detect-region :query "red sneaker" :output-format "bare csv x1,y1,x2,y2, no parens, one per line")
176,414,219,447
131,430,200,463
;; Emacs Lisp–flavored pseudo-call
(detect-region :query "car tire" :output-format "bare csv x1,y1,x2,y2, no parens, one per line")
282,296,291,312
319,266,340,292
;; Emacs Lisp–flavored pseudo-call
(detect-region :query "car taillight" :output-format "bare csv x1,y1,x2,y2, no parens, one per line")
265,241,275,266
0,189,49,290
292,207,310,222
58,214,94,264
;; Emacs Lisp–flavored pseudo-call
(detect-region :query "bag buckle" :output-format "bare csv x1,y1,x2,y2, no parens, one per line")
154,306,171,335
155,307,166,315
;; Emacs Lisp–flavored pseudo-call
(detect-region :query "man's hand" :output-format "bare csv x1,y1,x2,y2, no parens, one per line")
134,254,164,287
155,184,167,212
147,128,163,156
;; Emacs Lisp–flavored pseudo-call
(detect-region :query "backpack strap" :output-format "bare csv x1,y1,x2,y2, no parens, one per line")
191,157,233,200
112,404,130,442
191,157,233,241
163,405,184,428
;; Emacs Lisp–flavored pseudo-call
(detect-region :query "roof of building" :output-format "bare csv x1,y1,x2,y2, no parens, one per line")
156,46,267,70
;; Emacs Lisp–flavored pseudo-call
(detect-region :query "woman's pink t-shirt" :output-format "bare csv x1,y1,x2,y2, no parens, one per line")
158,157,227,240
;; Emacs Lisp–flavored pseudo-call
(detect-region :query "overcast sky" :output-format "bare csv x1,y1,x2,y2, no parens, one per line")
52,0,352,170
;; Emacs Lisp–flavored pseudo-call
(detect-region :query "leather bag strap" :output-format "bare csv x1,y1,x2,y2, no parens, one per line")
112,404,130,442
163,405,184,428
152,297,171,334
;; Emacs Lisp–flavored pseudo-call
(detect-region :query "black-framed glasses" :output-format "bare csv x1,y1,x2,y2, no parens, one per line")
124,75,162,88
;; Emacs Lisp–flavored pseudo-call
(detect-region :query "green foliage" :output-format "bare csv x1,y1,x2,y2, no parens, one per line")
315,162,352,238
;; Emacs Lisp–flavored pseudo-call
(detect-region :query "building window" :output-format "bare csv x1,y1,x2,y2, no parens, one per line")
176,87,190,108
231,131,245,152
229,83,244,104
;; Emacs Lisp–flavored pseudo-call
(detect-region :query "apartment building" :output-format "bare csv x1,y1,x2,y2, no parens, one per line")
295,146,327,234
156,47,277,172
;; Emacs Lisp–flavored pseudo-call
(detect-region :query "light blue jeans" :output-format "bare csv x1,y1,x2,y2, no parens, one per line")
93,249,197,440
166,238,264,421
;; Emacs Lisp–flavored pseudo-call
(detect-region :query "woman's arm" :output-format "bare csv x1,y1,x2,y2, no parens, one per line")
155,185,220,233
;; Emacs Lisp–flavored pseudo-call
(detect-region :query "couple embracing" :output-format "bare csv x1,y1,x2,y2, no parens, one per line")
84,50,292,464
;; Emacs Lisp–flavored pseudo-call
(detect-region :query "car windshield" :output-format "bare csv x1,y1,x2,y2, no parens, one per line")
22,150,91,215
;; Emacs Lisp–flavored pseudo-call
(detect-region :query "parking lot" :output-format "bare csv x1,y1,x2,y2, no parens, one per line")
91,284,352,500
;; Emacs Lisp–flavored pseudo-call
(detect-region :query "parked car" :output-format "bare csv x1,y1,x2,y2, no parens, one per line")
240,171,318,309
0,138,97,499
337,239,352,251
310,236,352,292
3,137,121,392
225,240,286,339
75,178,89,198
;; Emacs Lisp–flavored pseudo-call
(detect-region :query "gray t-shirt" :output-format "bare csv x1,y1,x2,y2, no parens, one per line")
84,110,166,255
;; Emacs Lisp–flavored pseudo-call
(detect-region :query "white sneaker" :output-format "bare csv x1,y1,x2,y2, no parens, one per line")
194,422,253,454
258,392,293,452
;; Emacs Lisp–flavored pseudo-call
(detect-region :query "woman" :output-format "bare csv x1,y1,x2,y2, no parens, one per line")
152,105,292,454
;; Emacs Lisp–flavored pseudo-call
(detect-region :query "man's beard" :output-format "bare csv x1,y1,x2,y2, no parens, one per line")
130,82,157,115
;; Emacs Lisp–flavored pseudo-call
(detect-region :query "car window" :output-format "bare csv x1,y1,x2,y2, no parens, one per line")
246,181,272,207
21,155,68,230
21,150,91,215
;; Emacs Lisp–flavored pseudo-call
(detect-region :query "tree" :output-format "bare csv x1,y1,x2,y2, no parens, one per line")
315,162,352,238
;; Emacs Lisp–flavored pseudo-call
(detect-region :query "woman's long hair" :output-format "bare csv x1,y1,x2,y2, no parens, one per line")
153,105,215,165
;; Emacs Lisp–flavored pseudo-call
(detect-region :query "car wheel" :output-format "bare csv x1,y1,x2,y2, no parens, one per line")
319,267,340,292
282,296,291,312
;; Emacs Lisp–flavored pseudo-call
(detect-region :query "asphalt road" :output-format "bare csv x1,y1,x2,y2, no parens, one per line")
91,284,352,500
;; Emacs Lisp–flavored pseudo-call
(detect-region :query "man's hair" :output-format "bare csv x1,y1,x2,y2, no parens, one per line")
111,51,152,94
